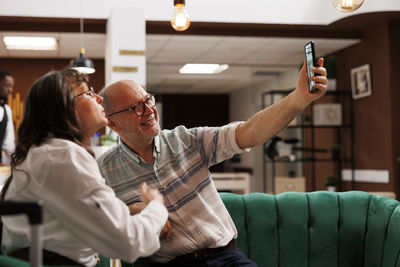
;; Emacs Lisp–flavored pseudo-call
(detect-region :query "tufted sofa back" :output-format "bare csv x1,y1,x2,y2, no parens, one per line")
220,191,400,267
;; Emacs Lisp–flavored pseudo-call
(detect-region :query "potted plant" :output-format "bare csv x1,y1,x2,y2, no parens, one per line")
324,176,339,192
330,144,341,160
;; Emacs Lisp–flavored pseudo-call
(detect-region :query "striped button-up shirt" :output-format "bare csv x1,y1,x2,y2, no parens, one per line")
97,122,250,263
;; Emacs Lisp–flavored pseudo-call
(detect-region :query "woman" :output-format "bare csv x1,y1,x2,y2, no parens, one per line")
1,69,168,266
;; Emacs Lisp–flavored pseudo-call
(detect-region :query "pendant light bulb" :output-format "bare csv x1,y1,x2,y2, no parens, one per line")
71,47,95,74
331,0,365,13
171,0,191,31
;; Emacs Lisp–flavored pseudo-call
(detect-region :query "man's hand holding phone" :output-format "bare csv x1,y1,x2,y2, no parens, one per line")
305,41,319,93
292,42,327,108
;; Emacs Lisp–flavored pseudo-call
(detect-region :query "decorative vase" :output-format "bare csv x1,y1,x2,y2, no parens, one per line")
327,186,337,192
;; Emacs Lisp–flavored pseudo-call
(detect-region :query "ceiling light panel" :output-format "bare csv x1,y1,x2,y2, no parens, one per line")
3,36,58,50
179,64,229,74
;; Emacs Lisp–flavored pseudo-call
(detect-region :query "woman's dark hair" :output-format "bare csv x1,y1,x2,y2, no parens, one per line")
1,68,88,200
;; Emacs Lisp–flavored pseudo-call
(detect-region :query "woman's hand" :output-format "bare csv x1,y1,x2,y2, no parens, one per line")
137,183,172,241
139,182,164,205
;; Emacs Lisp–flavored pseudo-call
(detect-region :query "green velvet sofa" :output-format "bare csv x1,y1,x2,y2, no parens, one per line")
123,191,400,267
2,191,399,267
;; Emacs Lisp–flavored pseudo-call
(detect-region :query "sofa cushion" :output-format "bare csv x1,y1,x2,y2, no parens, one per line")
124,191,400,267
220,191,400,267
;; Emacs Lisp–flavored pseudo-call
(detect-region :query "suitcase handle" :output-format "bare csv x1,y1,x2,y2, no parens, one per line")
0,201,43,224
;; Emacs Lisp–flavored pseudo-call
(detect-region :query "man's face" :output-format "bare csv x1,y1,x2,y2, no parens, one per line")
109,81,160,143
0,75,14,102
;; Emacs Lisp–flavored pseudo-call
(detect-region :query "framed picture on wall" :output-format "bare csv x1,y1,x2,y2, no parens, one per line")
351,64,372,99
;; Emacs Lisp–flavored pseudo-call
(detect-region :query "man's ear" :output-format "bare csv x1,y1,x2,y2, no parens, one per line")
107,117,121,133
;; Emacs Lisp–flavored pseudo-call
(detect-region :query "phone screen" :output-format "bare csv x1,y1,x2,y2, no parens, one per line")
305,42,316,93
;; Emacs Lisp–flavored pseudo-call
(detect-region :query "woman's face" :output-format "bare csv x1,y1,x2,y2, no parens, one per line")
73,82,107,142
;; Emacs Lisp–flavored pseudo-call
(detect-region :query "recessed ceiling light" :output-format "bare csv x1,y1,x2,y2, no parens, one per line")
3,36,58,51
179,64,229,74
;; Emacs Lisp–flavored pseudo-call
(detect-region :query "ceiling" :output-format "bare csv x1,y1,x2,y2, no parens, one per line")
0,31,360,93
146,35,360,93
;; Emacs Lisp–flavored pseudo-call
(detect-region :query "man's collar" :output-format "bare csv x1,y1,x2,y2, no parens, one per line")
120,141,141,164
154,135,161,153
120,136,160,164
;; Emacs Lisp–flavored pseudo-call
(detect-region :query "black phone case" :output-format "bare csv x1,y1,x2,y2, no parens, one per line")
305,41,317,93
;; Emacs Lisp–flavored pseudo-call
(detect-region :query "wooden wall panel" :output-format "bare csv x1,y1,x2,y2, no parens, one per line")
160,93,229,172
389,19,400,197
334,19,394,192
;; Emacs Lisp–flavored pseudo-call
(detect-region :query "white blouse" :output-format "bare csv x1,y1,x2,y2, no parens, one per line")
1,138,168,267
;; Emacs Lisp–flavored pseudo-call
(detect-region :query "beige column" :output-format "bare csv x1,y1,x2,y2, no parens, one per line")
106,7,146,87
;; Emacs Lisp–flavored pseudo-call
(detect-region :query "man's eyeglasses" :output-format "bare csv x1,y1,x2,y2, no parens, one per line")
106,94,156,117
74,87,96,98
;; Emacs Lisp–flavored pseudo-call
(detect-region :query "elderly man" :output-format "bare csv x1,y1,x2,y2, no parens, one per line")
97,59,327,267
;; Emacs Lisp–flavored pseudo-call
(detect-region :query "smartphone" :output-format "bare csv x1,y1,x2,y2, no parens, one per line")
304,41,318,93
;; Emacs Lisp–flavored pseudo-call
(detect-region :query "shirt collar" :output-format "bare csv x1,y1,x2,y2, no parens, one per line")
120,136,160,164
120,141,141,164
154,135,161,153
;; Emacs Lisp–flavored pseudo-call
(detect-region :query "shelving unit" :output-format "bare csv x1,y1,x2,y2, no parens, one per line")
262,90,355,193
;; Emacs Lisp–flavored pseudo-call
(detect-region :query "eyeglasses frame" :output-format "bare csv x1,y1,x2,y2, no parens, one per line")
74,86,96,98
106,94,156,117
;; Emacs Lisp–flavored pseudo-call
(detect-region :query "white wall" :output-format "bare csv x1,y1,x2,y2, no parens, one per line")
277,68,302,90
1,0,399,25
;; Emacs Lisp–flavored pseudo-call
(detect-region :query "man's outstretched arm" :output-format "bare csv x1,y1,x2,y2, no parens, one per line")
236,58,328,149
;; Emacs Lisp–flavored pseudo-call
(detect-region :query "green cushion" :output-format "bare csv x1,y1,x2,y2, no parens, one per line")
276,192,309,267
382,205,400,267
122,257,149,267
220,191,400,267
364,195,399,267
0,255,30,267
244,193,278,267
308,191,339,267
337,191,369,267
97,255,110,267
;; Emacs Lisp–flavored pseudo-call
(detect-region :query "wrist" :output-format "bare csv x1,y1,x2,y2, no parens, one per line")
288,90,311,111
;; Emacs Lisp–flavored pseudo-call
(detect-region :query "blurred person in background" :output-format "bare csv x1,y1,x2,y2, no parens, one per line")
0,70,15,165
